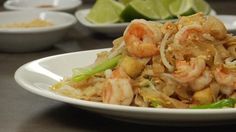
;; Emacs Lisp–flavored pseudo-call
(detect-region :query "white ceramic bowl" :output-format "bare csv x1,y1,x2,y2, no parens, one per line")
0,11,77,52
4,0,82,13
75,9,230,36
75,9,128,36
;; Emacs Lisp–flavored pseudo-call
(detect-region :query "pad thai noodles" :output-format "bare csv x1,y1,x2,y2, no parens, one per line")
52,13,236,109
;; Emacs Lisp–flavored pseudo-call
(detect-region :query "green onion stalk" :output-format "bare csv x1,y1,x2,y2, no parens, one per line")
191,98,236,109
72,55,122,82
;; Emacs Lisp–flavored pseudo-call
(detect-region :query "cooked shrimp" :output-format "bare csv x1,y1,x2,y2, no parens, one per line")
177,12,206,29
102,68,134,105
203,16,227,40
220,86,234,96
173,56,206,83
190,69,213,91
123,19,162,58
174,24,204,47
214,65,236,89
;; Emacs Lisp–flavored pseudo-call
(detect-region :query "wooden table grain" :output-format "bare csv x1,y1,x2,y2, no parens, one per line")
1,1,236,132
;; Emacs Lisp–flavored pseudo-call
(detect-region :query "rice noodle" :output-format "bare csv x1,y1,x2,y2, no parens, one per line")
228,45,236,57
104,69,112,78
108,41,125,59
225,57,236,65
160,32,174,72
224,35,236,46
214,48,223,65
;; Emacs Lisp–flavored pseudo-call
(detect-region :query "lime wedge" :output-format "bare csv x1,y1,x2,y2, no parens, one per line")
121,0,160,22
192,0,211,15
154,0,173,19
169,0,195,16
170,0,211,17
118,0,133,5
86,0,124,24
161,0,174,9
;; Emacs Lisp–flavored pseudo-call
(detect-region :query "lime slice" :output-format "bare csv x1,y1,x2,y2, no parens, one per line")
118,0,133,5
154,0,173,19
121,0,160,22
86,0,124,24
169,0,195,16
169,0,211,17
192,0,211,15
161,0,174,9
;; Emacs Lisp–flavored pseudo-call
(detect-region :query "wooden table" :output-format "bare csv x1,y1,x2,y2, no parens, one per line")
1,1,236,132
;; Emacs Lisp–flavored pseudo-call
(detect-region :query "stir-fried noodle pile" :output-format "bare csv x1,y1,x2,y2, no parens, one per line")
52,13,236,109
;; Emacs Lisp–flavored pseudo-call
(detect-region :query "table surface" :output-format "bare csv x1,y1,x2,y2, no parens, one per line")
1,1,236,132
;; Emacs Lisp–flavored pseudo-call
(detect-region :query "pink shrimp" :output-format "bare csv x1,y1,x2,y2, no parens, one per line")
174,24,204,47
102,68,134,105
173,56,206,83
190,69,213,91
214,65,236,89
123,19,161,58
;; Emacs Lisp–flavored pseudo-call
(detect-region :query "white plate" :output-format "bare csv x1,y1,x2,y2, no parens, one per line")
75,9,236,36
4,0,82,13
0,11,77,52
15,48,236,126
217,15,236,32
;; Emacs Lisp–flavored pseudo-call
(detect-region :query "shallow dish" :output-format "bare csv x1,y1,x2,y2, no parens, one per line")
217,15,236,32
75,9,236,36
15,48,236,126
0,11,77,52
4,0,82,13
75,9,178,36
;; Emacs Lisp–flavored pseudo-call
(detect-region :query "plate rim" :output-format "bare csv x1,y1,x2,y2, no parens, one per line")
216,14,236,31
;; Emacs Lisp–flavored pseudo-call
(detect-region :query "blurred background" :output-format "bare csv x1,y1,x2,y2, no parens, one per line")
0,0,221,4
0,0,235,15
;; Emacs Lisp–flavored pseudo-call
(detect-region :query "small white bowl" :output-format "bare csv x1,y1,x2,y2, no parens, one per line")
75,9,128,36
75,9,222,36
4,0,82,13
0,11,77,52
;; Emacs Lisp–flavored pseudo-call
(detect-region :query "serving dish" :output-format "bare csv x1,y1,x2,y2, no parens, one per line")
217,15,236,32
15,48,236,126
4,0,82,13
75,9,236,36
75,9,128,36
0,11,77,52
